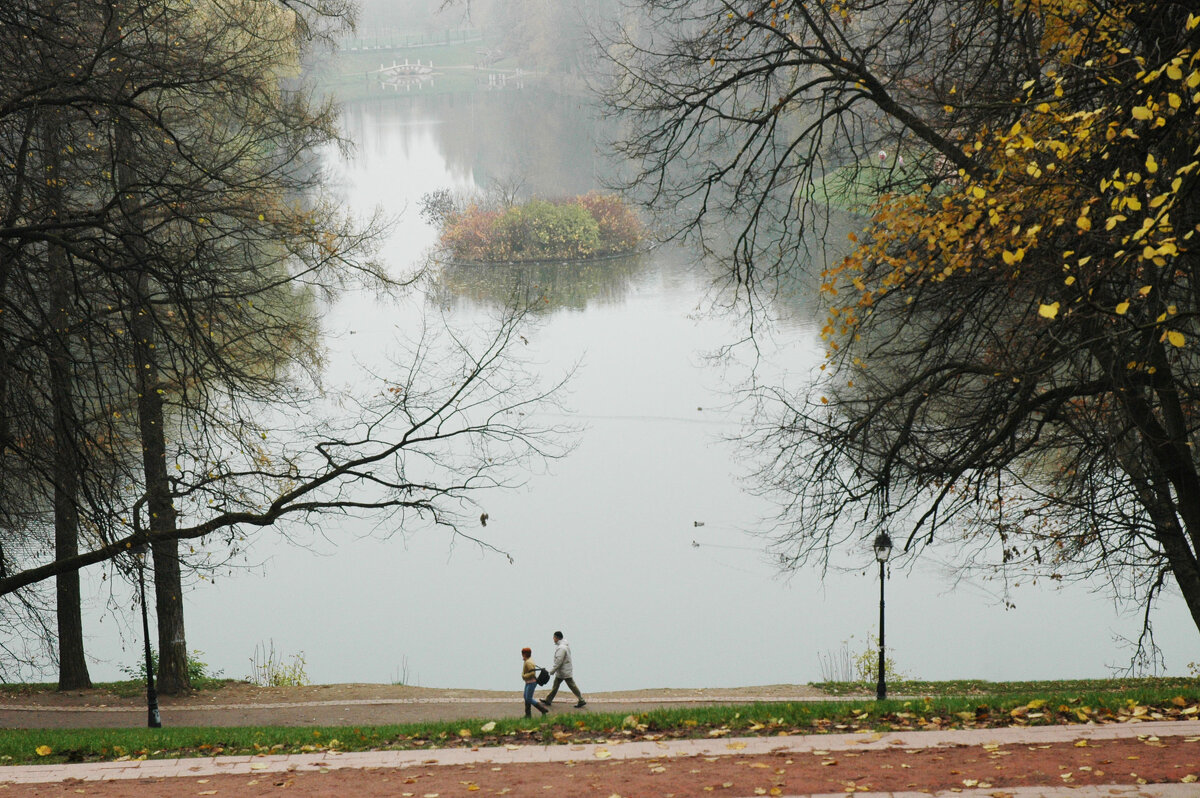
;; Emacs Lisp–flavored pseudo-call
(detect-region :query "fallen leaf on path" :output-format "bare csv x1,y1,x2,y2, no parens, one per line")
1182,775,1198,783
595,749,611,759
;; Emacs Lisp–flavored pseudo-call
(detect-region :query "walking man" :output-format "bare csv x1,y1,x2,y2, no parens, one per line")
542,630,586,708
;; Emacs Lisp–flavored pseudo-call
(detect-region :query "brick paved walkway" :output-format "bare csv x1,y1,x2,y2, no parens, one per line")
1,718,1197,797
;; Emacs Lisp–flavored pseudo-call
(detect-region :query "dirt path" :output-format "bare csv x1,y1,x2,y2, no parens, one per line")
0,683,833,729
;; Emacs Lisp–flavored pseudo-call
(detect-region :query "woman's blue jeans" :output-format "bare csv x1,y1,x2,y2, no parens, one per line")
523,681,538,712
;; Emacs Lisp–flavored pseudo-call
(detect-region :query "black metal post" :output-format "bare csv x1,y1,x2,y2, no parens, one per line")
137,557,162,728
876,558,887,701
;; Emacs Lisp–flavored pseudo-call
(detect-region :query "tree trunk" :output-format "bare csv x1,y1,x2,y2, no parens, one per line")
117,99,189,692
129,292,190,694
51,279,91,691
152,538,187,692
46,112,91,691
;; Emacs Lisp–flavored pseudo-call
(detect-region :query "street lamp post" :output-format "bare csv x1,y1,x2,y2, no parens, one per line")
872,532,893,701
131,543,162,728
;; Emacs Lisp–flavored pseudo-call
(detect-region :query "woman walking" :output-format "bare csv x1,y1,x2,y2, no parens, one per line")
521,647,550,718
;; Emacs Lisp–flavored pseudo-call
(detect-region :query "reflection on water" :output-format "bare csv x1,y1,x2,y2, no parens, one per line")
431,253,650,313
339,90,611,202
69,89,1199,690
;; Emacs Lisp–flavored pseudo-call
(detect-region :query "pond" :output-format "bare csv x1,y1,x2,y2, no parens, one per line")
79,90,1199,691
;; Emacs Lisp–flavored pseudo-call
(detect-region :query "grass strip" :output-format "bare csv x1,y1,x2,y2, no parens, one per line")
4,686,1199,767
0,678,234,700
814,677,1199,697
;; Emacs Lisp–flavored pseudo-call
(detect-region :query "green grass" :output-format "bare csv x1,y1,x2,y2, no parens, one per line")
5,681,1200,767
814,677,1199,696
0,678,235,699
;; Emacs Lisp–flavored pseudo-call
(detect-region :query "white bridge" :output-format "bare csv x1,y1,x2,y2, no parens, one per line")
374,59,436,90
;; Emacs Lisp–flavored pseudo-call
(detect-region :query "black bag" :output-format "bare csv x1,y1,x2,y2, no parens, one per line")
536,667,550,686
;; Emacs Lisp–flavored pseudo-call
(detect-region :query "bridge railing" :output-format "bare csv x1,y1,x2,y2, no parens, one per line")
339,28,483,53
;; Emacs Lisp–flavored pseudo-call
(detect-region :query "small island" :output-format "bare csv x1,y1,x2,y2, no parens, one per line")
427,191,644,264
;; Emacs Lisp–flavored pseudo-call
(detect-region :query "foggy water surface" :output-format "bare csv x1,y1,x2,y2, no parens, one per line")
78,92,1199,690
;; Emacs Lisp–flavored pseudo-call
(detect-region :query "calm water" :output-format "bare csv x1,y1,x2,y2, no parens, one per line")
77,90,1199,690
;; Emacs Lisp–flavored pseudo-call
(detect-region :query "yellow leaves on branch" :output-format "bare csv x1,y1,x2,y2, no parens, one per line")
816,8,1196,361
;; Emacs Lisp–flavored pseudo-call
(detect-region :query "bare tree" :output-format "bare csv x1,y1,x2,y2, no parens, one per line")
0,303,571,594
605,0,1200,652
0,0,570,691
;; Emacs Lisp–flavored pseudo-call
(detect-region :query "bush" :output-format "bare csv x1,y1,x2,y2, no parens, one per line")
418,189,457,227
440,204,504,261
437,193,641,262
121,648,219,683
575,192,644,254
852,634,909,684
496,200,601,259
247,640,308,687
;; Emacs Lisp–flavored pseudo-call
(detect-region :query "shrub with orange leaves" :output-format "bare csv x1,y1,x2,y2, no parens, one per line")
438,194,643,263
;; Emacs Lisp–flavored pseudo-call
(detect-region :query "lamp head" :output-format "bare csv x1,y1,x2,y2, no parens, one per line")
873,531,893,562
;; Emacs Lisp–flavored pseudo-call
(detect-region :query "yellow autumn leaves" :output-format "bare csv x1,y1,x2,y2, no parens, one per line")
822,10,1196,362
